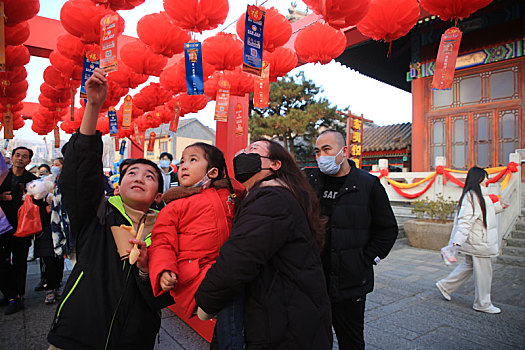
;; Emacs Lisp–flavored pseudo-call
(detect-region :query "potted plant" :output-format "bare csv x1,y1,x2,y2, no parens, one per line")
404,194,457,251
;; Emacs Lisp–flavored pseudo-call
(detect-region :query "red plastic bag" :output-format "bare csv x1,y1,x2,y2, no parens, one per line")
14,196,42,237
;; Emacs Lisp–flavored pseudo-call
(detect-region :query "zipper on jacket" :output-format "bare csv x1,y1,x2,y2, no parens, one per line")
104,262,133,350
54,271,84,326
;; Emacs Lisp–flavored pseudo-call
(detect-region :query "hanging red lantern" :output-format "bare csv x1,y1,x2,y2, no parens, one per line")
419,0,492,22
5,45,30,68
207,68,254,97
171,93,208,116
303,0,370,29
107,60,149,89
12,114,25,130
356,0,420,42
5,22,30,46
49,51,83,81
40,83,70,101
237,7,292,53
294,22,346,65
60,116,82,134
137,12,191,57
99,80,129,112
90,0,145,11
44,66,73,90
38,95,71,109
160,57,215,93
0,102,24,114
31,116,55,135
163,0,229,32
0,94,26,106
3,0,40,26
0,66,27,86
204,74,220,100
120,41,168,76
202,32,244,71
263,47,298,82
57,34,86,65
0,80,28,98
60,0,125,43
133,83,173,112
38,106,69,120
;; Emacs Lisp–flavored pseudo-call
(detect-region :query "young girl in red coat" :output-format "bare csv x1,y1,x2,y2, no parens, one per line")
148,142,242,348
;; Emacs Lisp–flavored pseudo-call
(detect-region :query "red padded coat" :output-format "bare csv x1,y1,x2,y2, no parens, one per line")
148,184,236,318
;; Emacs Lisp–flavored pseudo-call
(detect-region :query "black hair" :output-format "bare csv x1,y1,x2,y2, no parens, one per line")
186,142,236,203
118,158,164,193
254,138,325,251
38,164,51,172
118,158,136,175
12,146,33,159
54,157,64,165
458,166,488,227
318,129,346,148
159,152,173,162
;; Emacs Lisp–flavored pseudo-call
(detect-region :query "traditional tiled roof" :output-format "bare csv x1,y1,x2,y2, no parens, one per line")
362,122,411,152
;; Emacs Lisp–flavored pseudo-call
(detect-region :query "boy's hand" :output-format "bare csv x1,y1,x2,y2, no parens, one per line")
1,191,12,201
85,68,108,109
160,270,177,291
127,238,148,272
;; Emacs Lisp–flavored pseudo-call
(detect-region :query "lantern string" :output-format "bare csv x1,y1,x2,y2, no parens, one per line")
220,0,270,32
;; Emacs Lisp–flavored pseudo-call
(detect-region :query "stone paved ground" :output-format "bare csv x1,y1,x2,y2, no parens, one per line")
1,239,524,349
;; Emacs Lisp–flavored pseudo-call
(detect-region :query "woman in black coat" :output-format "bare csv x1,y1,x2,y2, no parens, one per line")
195,139,332,350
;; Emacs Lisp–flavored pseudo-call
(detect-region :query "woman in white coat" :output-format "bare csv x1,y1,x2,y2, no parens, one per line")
436,167,508,314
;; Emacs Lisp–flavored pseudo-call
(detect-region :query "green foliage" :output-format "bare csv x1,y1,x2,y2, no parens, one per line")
249,72,345,161
411,194,457,222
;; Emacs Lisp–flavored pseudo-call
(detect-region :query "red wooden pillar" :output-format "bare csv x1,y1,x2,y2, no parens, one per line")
215,94,250,174
411,77,426,171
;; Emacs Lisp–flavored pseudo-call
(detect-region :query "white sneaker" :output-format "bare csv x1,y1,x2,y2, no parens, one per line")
473,305,501,314
435,282,451,301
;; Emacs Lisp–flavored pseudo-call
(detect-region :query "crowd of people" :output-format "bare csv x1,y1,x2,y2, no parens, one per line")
0,67,507,349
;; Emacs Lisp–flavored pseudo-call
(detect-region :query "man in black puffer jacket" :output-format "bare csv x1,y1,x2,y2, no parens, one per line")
306,130,398,350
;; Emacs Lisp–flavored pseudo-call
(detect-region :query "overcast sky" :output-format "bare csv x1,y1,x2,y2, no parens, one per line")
14,0,412,142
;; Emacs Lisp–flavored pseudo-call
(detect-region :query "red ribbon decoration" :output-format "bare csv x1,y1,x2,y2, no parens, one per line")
390,174,437,199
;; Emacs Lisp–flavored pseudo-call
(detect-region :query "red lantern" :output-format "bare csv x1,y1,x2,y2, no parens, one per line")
204,74,219,100
5,22,30,46
133,83,173,112
12,114,25,130
0,102,24,113
207,68,254,97
57,34,89,65
0,80,28,97
5,45,30,68
100,80,129,112
356,0,420,42
60,0,125,43
137,12,191,57
38,95,71,109
263,47,298,82
0,94,26,106
237,7,292,53
40,83,70,101
90,0,145,11
49,51,83,81
160,57,214,93
303,0,370,29
3,0,40,26
0,66,28,86
44,66,73,90
60,117,82,134
202,33,244,71
120,41,168,76
419,0,492,22
171,93,208,116
294,22,346,65
107,60,149,89
163,0,229,32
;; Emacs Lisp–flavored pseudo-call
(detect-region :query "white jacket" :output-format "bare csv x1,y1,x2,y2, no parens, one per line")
449,189,503,257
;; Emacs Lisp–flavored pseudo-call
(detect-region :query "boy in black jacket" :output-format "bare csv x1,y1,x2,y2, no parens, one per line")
47,68,172,350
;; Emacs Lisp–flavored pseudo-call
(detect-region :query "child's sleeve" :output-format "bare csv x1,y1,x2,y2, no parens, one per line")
58,132,105,242
148,203,180,297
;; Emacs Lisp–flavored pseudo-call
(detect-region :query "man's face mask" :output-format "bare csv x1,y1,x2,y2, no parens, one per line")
316,148,344,175
233,152,272,183
159,159,171,169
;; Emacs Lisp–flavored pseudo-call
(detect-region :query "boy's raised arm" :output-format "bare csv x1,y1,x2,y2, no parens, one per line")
80,68,108,135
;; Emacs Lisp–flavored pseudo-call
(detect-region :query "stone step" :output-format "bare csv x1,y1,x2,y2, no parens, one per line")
506,238,525,248
501,246,525,257
517,223,525,231
496,255,525,268
512,230,525,239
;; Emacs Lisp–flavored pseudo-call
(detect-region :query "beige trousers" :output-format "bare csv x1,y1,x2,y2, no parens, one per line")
438,254,494,309
49,346,62,350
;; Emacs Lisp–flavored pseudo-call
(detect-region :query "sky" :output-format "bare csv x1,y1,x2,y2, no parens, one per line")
14,0,412,142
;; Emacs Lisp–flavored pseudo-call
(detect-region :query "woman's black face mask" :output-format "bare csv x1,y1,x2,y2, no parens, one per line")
233,153,272,183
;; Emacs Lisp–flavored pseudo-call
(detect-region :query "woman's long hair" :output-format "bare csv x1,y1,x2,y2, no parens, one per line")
254,138,325,251
457,166,488,227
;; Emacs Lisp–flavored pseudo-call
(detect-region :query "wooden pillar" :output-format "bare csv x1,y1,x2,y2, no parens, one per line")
411,77,426,171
